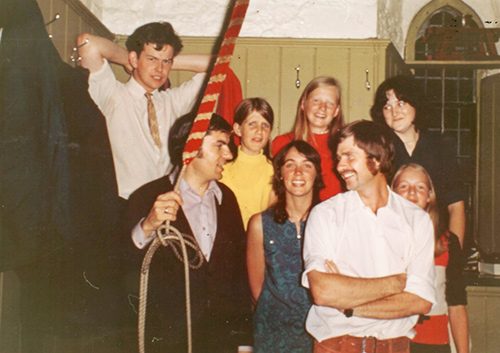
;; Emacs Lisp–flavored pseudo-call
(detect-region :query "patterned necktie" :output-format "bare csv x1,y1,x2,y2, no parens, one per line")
145,92,162,149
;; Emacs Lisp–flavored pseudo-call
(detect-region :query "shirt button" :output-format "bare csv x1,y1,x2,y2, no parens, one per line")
270,240,274,244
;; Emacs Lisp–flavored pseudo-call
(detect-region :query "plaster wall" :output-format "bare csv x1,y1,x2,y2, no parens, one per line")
78,0,499,59
78,0,104,19
83,0,378,39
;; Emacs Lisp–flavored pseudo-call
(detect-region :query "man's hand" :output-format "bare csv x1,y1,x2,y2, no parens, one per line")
141,190,183,238
325,259,340,274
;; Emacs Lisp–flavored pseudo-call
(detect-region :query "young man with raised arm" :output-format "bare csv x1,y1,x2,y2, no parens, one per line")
78,22,210,199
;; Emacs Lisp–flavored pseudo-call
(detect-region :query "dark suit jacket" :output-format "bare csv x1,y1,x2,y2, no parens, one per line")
125,175,252,353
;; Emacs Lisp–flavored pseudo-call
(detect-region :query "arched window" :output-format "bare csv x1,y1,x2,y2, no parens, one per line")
406,1,483,61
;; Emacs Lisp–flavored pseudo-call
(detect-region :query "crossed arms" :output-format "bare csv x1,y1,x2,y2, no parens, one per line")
303,199,436,321
307,265,432,320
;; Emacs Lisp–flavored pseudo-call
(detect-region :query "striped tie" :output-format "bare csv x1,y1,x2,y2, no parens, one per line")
145,92,162,148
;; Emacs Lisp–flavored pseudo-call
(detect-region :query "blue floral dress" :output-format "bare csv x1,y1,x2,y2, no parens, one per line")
253,208,313,353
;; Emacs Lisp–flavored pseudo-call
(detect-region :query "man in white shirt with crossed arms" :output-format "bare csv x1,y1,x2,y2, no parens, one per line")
303,120,436,353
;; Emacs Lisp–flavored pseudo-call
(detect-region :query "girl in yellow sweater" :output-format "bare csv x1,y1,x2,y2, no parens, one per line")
221,98,275,229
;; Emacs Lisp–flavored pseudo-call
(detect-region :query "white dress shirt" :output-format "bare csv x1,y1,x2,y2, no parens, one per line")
88,59,205,199
302,188,436,341
131,175,222,261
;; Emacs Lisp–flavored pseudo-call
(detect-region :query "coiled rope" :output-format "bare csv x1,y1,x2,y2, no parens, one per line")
137,1,249,352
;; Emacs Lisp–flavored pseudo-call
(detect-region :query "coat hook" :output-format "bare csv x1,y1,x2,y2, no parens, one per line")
45,13,60,26
365,69,371,91
295,65,301,89
70,39,88,67
46,13,60,38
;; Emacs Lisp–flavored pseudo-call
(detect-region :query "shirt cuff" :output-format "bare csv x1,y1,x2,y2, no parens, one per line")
131,217,155,249
404,274,437,306
301,264,324,289
88,58,111,81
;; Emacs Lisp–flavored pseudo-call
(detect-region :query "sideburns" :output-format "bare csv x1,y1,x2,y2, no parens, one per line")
366,158,379,176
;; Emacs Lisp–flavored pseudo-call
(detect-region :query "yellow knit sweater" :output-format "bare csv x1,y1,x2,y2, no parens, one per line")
220,147,274,230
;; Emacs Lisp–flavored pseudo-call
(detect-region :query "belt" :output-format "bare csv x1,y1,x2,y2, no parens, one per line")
317,335,409,353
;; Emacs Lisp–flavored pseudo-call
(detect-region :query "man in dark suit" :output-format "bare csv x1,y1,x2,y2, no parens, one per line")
125,113,252,353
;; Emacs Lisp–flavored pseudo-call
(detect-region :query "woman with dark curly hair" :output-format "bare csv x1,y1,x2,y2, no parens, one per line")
370,75,466,247
247,140,324,353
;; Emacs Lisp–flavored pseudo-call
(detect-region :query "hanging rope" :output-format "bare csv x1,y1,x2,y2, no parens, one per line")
138,1,249,352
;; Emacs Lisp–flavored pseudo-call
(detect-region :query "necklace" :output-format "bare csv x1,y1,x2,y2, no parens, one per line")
314,130,329,135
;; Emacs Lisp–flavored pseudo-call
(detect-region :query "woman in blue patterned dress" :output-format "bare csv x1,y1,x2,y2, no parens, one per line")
247,140,325,353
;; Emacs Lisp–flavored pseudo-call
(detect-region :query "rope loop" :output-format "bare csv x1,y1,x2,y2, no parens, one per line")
138,223,204,353
157,222,204,269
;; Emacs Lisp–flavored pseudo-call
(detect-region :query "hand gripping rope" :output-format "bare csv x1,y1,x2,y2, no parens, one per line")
137,1,249,352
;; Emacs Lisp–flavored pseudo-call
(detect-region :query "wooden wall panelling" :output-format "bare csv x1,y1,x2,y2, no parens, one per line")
279,46,316,134
65,4,84,65
244,45,281,105
316,46,350,122
173,37,401,133
348,46,377,122
467,286,500,352
232,43,286,133
467,287,487,352
48,0,67,60
0,271,21,353
385,42,412,79
231,42,248,95
477,74,496,255
494,77,500,256
36,0,114,65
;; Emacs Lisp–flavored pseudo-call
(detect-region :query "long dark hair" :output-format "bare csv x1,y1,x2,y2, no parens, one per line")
370,75,426,132
272,140,324,224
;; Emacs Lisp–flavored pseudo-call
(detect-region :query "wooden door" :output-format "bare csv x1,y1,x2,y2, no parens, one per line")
477,73,500,261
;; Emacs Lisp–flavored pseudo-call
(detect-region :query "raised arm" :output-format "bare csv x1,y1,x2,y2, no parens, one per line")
141,190,183,238
77,33,130,73
172,54,212,73
246,213,265,305
307,270,406,309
